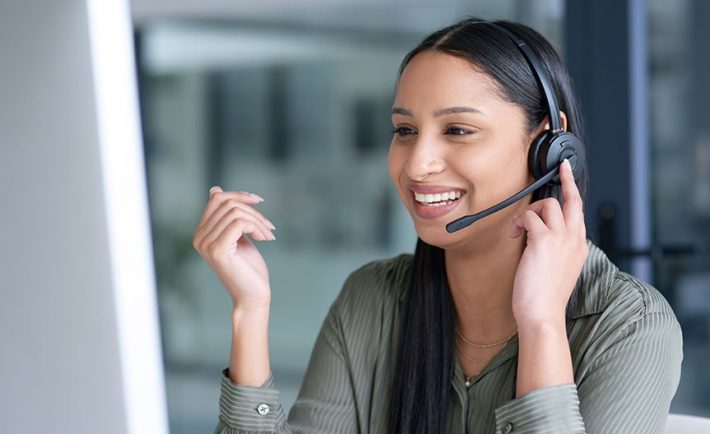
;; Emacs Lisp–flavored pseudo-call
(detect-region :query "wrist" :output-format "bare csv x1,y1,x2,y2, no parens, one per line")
517,316,567,338
232,303,270,325
232,298,270,315
229,303,271,387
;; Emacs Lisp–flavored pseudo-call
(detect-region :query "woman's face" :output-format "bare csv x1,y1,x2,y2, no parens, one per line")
388,50,538,249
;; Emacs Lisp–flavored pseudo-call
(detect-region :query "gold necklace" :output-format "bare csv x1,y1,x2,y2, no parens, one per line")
454,339,488,362
455,342,482,387
454,340,488,386
454,327,518,349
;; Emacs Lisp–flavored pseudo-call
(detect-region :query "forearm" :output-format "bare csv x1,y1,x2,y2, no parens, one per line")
516,317,574,398
229,304,271,386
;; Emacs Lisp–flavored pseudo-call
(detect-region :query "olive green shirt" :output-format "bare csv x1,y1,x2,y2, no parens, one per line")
215,240,683,433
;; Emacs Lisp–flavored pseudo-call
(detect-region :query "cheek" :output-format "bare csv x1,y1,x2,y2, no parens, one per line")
450,145,529,194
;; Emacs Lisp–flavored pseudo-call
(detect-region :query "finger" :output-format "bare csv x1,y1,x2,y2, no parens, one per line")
511,198,564,231
195,201,272,250
212,207,274,243
207,219,262,258
560,159,585,235
510,209,548,238
202,208,274,248
196,199,255,246
199,198,275,239
197,188,264,227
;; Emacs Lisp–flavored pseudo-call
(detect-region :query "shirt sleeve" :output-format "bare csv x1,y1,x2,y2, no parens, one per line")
493,310,683,434
215,286,360,434
215,369,288,434
494,383,585,433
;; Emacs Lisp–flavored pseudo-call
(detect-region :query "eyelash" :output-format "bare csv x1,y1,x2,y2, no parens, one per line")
391,126,478,137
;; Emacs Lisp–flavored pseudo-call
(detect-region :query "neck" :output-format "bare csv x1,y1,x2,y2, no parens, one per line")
445,234,525,342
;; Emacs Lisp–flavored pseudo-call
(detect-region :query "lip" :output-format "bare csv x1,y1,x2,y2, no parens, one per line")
406,183,467,220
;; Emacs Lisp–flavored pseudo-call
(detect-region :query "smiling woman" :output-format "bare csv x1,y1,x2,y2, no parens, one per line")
196,17,683,434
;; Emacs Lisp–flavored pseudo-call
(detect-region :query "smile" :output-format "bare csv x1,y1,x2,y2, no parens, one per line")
414,190,462,206
408,186,467,219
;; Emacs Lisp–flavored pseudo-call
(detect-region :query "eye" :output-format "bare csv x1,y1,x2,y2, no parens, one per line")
392,126,417,137
444,126,477,136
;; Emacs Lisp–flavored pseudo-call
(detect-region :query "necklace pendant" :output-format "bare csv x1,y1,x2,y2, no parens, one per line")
465,379,472,387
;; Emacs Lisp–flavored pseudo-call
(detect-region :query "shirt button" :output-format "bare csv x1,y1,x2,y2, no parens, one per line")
503,422,514,433
256,403,270,416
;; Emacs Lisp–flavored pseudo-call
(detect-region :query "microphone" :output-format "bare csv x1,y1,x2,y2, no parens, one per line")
445,163,562,233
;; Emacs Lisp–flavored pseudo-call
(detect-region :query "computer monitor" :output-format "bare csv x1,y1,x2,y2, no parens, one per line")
0,1,168,433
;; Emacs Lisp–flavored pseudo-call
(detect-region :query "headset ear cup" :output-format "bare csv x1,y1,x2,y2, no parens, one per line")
528,131,552,180
546,132,586,185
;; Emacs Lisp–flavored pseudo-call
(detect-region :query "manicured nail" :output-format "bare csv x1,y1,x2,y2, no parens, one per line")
266,220,276,230
209,186,221,195
563,158,571,170
239,191,264,202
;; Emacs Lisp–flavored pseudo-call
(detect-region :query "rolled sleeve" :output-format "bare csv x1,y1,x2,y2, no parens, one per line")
495,383,585,434
215,369,287,434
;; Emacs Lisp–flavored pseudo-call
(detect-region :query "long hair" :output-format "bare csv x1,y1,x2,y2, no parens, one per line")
387,18,589,434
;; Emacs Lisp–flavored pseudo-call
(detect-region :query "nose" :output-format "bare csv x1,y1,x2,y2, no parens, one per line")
405,139,446,182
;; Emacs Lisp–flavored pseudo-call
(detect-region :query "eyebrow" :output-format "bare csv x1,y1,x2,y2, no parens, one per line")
390,106,484,117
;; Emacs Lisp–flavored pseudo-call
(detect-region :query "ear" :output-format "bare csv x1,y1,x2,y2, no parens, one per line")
542,111,569,132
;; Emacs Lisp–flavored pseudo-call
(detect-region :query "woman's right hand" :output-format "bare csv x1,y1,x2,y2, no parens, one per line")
192,186,276,310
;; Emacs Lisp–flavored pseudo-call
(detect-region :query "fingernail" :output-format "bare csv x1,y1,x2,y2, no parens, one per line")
270,233,276,241
266,220,276,230
209,186,221,195
563,158,571,170
240,191,264,202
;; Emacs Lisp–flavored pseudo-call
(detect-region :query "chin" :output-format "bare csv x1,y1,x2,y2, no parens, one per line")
412,215,507,251
413,221,467,249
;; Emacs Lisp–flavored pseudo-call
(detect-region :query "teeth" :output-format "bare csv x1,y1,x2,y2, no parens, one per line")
414,190,463,204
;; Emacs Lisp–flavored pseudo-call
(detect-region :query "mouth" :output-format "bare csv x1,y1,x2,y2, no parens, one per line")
413,190,463,206
408,186,467,219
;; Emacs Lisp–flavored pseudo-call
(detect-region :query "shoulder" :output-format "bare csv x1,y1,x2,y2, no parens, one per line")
571,244,683,383
609,271,678,319
571,241,682,351
572,241,678,325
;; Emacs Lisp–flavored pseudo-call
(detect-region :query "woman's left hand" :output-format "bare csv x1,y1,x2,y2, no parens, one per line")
509,158,589,327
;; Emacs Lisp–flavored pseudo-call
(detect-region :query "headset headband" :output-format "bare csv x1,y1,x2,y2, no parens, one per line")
488,23,562,133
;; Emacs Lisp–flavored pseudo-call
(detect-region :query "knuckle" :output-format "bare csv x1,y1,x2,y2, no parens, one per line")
205,243,219,258
210,191,224,203
227,218,243,229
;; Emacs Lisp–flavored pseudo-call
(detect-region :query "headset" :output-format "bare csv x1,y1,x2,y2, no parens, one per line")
445,22,587,233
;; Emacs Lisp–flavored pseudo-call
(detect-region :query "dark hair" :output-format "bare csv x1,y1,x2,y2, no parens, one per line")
387,18,589,434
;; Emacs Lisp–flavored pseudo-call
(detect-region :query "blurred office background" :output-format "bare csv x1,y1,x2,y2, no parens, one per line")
128,0,710,432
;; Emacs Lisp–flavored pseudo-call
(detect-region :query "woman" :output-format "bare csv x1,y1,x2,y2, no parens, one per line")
193,18,682,434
